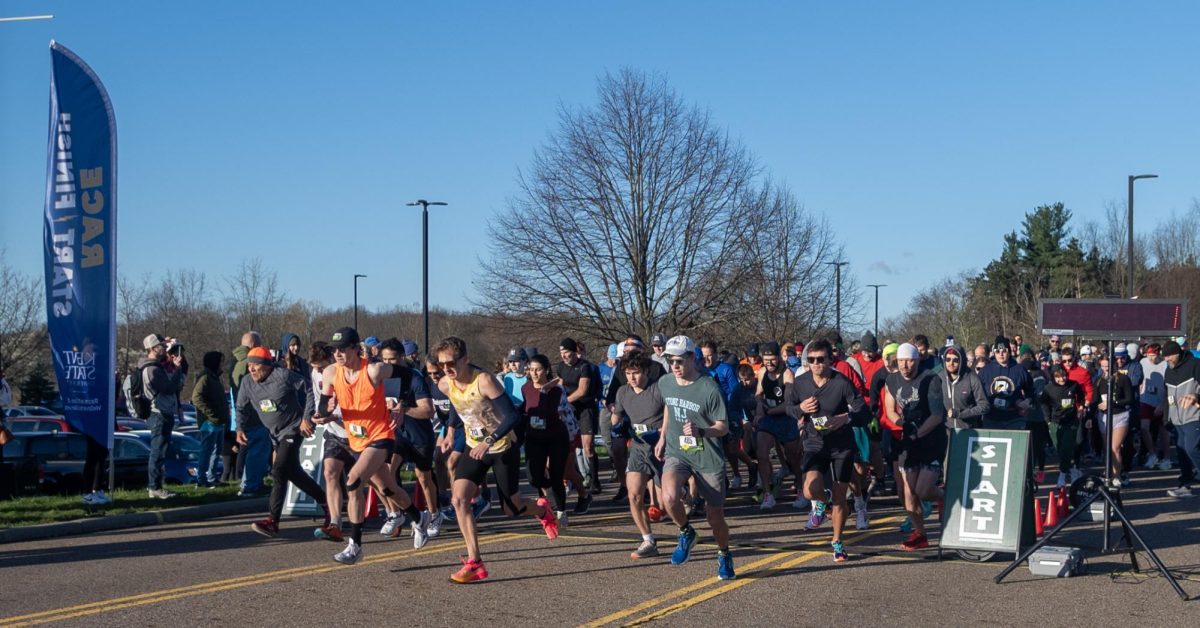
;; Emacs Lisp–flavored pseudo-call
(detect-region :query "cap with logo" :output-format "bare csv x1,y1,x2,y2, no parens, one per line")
607,343,621,360
143,334,166,350
651,333,667,346
330,327,361,349
664,335,697,357
506,347,528,363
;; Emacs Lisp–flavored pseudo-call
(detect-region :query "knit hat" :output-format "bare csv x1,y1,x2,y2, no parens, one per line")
247,346,274,365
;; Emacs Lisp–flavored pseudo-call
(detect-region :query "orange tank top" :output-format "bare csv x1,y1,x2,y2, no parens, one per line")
332,363,392,452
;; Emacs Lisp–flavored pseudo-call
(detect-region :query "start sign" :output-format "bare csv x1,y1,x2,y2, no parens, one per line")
283,425,329,517
942,429,1034,555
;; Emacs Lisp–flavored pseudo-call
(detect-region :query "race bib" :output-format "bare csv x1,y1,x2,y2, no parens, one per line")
1168,395,1175,406
530,416,546,430
812,416,829,432
258,399,278,413
995,398,1008,409
1060,399,1073,409
469,426,485,440
1101,394,1108,404
679,435,703,452
633,423,649,435
348,423,367,437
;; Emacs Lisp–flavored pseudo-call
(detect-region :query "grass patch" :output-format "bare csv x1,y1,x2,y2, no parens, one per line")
0,483,245,529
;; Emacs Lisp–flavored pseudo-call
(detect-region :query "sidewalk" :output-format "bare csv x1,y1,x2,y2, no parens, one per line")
0,496,268,544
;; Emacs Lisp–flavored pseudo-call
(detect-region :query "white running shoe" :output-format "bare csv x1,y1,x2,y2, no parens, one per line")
1157,459,1173,471
334,540,362,565
426,512,444,538
760,493,777,510
81,491,97,505
90,490,112,505
380,514,404,538
412,511,431,549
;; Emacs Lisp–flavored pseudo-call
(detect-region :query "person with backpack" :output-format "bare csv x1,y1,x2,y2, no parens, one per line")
128,334,187,499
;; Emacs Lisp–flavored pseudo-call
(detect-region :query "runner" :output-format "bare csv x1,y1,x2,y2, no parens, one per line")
649,334,671,370
753,341,800,510
1160,341,1200,498
882,343,946,551
979,337,1033,430
730,364,759,490
236,347,328,537
557,338,600,493
309,342,351,542
1138,343,1171,471
313,328,431,565
613,351,667,559
522,354,575,529
1038,365,1085,487
788,339,870,562
698,341,751,489
380,338,442,539
434,336,558,584
1092,354,1134,487
654,335,735,580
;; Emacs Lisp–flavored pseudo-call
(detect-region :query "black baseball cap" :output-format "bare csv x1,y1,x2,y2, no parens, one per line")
651,334,667,346
560,338,579,352
761,341,781,356
506,347,528,362
330,327,360,349
745,343,760,358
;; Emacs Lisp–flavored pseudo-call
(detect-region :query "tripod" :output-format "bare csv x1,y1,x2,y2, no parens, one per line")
995,339,1188,600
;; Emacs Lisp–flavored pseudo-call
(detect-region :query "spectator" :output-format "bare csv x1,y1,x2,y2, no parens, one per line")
139,334,187,499
231,332,269,495
192,351,230,488
279,333,310,377
0,365,12,411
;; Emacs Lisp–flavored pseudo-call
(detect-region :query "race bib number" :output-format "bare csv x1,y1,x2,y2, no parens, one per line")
348,423,367,438
1060,399,1073,409
1168,395,1175,406
469,427,485,440
679,435,703,452
633,423,649,435
995,398,1008,409
812,416,829,432
258,399,278,413
530,416,546,430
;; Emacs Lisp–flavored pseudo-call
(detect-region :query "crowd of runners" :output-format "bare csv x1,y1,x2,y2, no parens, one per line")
66,326,1200,584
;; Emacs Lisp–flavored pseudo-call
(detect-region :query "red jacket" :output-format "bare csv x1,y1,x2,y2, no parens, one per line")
1066,364,1094,408
856,355,885,404
832,356,867,396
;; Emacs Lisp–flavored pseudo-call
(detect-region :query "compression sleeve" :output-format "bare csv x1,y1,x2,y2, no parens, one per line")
488,393,524,441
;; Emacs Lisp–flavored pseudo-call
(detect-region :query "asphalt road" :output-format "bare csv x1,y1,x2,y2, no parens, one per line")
1,465,1197,627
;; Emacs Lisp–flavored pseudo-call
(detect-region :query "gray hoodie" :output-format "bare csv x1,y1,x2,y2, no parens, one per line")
938,345,991,429
235,365,314,441
138,357,186,417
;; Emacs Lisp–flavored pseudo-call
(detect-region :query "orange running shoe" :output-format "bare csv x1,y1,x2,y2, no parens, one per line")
450,557,488,584
536,497,559,540
647,506,663,522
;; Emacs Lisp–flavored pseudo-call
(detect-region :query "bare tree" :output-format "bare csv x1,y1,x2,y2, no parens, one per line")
0,250,46,382
221,258,282,336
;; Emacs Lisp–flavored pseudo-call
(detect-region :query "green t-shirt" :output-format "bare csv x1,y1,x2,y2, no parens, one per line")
659,373,727,473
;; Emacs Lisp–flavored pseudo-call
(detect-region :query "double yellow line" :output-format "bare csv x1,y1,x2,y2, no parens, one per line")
582,515,905,627
0,534,520,627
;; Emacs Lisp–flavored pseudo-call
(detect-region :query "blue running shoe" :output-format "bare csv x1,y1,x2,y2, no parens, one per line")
472,498,492,520
832,541,848,563
441,505,457,522
671,526,698,565
717,550,735,580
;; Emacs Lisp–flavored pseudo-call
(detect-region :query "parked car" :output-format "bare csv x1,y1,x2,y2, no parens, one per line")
5,418,73,433
0,432,143,494
0,432,43,499
4,406,62,419
117,419,148,432
115,431,219,485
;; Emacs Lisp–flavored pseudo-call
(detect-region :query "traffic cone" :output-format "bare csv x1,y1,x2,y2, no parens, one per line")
1057,486,1069,517
1034,496,1045,537
413,481,427,511
1043,489,1061,530
363,486,380,520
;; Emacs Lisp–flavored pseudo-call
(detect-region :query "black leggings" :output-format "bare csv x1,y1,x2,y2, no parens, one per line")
269,432,326,522
525,431,569,511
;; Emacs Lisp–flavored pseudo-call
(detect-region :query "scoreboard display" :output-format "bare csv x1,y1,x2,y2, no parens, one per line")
1039,299,1186,338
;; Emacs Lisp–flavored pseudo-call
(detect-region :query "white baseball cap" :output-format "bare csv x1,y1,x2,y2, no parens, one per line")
663,335,696,357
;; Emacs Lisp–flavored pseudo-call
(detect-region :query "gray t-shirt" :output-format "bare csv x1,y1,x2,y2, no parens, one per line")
614,382,665,439
659,373,727,473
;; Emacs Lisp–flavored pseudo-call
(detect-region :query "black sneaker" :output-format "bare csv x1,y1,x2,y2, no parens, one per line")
612,486,628,503
573,493,593,515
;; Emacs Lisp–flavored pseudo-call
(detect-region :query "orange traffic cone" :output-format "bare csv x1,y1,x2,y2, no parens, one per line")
413,480,427,511
1034,496,1045,537
1057,486,1070,517
363,486,380,519
1043,489,1061,530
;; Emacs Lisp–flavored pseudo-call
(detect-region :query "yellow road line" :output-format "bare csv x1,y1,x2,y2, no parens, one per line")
0,534,520,627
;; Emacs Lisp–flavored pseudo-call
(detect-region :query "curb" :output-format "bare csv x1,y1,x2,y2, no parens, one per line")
0,497,270,544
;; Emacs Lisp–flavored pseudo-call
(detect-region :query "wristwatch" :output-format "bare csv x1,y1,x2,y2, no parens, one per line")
483,435,496,446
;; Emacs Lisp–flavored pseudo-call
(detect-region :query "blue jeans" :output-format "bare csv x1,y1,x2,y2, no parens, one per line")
1174,421,1200,488
146,412,175,490
197,422,225,484
240,424,271,492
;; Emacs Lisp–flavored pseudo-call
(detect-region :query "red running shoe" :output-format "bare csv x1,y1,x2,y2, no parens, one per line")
536,497,559,540
900,532,929,551
450,557,488,584
250,517,278,538
647,506,664,522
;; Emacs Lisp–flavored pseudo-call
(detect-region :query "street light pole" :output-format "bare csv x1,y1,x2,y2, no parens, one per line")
866,284,887,339
407,199,448,355
353,274,367,331
1127,174,1158,298
826,261,849,334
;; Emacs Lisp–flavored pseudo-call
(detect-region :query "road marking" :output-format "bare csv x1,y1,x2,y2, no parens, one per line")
0,534,521,627
580,514,905,627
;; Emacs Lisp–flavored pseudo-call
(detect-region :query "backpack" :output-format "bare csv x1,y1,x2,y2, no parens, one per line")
123,365,152,419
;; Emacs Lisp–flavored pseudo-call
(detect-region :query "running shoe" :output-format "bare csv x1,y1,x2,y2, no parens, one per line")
1167,486,1194,498
613,485,628,503
412,511,432,549
1157,458,1173,471
855,499,869,530
250,517,278,538
747,465,759,490
556,510,569,528
716,550,735,580
647,506,664,522
760,492,777,510
805,501,828,531
314,523,344,542
472,497,493,520
92,490,112,505
900,532,929,551
380,514,405,538
450,557,488,583
671,526,698,565
573,493,593,515
148,488,175,499
81,491,97,505
832,540,848,563
631,539,659,560
426,512,445,538
1144,454,1160,469
441,504,458,522
770,468,786,500
1057,472,1068,488
730,475,743,490
334,540,362,565
899,516,913,534
536,497,559,540
752,488,764,504
792,494,811,510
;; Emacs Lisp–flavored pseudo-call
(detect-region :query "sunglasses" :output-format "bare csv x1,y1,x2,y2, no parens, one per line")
945,357,960,363
806,355,827,364
668,358,688,366
436,359,460,369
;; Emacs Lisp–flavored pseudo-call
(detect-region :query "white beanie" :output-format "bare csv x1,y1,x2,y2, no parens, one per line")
1126,342,1140,359
897,343,921,361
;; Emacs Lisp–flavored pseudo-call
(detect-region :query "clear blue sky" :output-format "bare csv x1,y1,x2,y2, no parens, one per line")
3,2,1197,327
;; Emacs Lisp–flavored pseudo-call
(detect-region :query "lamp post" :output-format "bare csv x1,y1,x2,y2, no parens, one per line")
406,199,448,355
1127,174,1158,298
826,261,849,334
866,283,887,339
353,274,367,331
